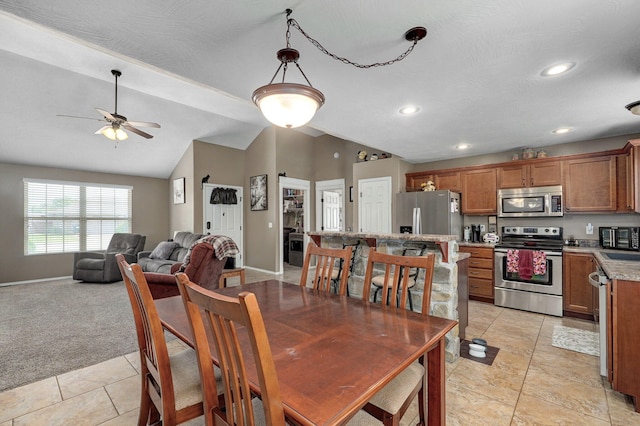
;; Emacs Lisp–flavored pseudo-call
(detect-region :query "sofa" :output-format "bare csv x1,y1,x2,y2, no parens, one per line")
73,233,146,283
137,231,204,273
143,235,241,299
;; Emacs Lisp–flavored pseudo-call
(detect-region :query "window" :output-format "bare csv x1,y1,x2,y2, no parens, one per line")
24,179,132,255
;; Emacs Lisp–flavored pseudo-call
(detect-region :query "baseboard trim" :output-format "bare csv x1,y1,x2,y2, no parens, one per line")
0,276,73,287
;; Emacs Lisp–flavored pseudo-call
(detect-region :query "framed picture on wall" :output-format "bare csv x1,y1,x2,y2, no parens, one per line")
173,177,185,204
250,174,268,211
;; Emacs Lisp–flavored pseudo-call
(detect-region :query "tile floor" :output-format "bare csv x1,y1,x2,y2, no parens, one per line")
1,265,639,425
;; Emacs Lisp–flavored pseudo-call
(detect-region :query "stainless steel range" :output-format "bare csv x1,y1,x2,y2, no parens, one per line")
494,226,564,316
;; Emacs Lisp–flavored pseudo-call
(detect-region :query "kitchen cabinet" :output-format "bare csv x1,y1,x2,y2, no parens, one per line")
458,246,494,303
497,161,562,189
461,169,497,214
563,156,617,212
562,252,596,318
607,278,640,412
434,171,461,192
621,139,640,212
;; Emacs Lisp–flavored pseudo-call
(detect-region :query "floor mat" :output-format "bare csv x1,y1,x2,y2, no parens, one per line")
460,340,500,366
551,325,599,356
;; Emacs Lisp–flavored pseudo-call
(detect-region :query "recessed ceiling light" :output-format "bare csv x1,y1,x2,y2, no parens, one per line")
552,127,573,134
541,62,576,77
399,105,420,115
456,144,470,150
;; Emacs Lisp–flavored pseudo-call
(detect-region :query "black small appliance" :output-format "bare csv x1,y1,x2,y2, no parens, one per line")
471,224,481,242
599,226,640,251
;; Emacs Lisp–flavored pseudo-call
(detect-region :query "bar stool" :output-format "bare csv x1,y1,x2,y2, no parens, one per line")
330,241,360,296
371,243,428,310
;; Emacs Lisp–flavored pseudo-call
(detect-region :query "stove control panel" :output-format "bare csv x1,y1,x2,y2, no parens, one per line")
502,226,563,238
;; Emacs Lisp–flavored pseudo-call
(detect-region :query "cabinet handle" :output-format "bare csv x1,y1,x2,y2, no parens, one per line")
522,179,525,187
470,271,480,275
470,261,480,265
531,178,534,186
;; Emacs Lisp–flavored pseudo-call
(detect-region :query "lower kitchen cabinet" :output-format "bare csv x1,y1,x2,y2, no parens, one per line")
563,252,596,319
608,279,640,412
459,246,494,303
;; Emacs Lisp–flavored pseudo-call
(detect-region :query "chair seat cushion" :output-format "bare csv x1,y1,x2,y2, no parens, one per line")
367,361,424,415
169,349,203,410
75,258,105,270
371,275,416,289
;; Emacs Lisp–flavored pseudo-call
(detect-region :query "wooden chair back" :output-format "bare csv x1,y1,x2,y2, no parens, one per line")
176,273,286,426
299,243,354,295
362,248,436,314
116,254,202,425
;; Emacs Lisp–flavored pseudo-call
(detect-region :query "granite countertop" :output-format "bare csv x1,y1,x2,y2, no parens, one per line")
458,242,496,248
564,246,640,281
308,231,458,242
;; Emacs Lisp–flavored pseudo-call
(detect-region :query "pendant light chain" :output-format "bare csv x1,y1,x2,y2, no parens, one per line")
286,15,422,69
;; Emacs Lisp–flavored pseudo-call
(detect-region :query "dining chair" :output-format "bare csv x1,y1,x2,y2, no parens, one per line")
361,248,436,426
115,254,205,426
299,242,354,295
330,241,360,296
176,273,381,426
370,242,427,310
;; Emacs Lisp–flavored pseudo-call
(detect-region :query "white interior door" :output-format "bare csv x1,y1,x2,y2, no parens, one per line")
358,177,392,233
322,191,341,231
315,178,345,232
203,183,243,267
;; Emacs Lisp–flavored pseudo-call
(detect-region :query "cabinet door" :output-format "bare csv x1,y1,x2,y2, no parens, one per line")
562,253,595,316
497,164,527,189
461,169,497,214
434,171,461,192
529,161,562,187
564,156,617,212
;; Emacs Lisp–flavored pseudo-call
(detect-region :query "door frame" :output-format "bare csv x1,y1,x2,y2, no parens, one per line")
357,176,392,233
315,178,345,232
202,183,244,267
278,176,310,274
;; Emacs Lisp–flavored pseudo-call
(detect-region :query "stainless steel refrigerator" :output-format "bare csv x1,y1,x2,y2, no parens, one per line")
396,190,463,240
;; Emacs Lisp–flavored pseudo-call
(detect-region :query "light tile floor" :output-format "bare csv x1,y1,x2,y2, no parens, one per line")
2,265,640,425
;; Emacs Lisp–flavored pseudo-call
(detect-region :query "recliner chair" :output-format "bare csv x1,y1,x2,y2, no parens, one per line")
73,233,146,283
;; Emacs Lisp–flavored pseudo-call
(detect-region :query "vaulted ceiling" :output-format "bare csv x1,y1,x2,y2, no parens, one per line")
2,1,640,178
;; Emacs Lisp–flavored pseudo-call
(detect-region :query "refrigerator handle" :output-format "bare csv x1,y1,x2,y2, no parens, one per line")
413,207,421,234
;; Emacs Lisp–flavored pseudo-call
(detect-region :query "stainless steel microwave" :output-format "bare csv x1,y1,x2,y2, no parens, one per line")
498,185,563,217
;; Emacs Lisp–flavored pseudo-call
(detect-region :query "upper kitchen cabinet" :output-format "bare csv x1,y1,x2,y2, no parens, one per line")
461,168,497,214
621,139,640,213
564,156,617,212
434,171,461,192
497,161,562,189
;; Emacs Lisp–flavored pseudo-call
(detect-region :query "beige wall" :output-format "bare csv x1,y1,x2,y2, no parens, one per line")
169,143,195,235
192,141,246,235
245,127,277,271
0,162,168,284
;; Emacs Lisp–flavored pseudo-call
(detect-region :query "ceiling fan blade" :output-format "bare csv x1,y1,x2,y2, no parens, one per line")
57,114,105,122
123,124,153,139
95,125,110,135
96,108,116,121
125,120,161,128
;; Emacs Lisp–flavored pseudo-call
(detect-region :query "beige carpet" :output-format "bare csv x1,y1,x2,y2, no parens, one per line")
0,278,138,392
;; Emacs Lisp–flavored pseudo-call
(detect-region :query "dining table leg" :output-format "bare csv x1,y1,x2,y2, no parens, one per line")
426,337,446,426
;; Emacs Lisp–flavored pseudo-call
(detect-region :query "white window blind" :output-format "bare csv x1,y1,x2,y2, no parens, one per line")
24,179,132,255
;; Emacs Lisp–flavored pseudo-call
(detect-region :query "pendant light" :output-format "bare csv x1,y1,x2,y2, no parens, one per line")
252,9,427,129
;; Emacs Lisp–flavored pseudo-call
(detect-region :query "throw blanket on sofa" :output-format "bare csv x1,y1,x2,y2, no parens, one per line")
179,235,239,272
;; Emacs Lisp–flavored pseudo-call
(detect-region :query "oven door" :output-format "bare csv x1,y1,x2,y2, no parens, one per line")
494,249,562,295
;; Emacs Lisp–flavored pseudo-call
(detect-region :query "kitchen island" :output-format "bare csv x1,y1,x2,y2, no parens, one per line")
308,231,468,362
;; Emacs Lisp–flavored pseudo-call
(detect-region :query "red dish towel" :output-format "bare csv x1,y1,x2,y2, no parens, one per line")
518,250,534,280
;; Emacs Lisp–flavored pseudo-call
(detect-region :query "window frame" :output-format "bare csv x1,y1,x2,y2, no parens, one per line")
24,178,133,255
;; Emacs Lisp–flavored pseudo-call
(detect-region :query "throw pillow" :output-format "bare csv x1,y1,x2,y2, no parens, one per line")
149,241,179,260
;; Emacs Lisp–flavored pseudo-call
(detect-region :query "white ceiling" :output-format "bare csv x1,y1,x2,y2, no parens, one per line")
2,0,640,178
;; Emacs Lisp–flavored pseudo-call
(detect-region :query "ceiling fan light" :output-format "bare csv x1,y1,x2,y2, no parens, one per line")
253,83,325,128
115,127,128,140
101,124,128,141
101,126,117,140
625,100,640,115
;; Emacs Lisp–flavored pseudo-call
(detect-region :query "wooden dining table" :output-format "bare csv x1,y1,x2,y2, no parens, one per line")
155,280,457,426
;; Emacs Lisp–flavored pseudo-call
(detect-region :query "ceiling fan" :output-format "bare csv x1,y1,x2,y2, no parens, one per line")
58,69,160,141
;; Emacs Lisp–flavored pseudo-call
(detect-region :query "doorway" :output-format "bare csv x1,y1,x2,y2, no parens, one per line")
315,179,345,232
279,177,310,274
202,183,244,267
358,176,392,233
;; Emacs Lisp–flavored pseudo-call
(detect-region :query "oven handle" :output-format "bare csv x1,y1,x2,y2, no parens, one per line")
494,249,562,257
